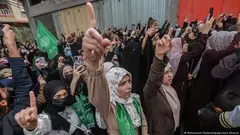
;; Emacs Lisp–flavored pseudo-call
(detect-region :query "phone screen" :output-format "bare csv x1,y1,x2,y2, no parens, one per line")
39,57,45,65
74,62,81,69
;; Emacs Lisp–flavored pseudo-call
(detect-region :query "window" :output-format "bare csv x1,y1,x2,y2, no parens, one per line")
30,0,48,6
0,3,13,16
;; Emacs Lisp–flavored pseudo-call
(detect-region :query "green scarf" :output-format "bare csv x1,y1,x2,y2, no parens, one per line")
32,56,40,76
72,83,95,129
116,97,142,135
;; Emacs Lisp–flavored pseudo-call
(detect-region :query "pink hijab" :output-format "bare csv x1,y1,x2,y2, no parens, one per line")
166,38,183,76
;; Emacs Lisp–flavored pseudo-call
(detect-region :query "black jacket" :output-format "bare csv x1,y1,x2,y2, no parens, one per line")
0,58,33,135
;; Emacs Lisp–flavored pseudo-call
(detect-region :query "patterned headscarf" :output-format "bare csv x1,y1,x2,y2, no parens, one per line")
105,67,141,127
59,65,73,89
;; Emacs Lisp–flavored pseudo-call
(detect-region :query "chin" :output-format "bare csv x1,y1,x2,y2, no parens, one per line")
125,94,131,99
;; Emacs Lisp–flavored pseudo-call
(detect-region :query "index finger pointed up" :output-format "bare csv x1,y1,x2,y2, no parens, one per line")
87,2,96,28
29,91,37,109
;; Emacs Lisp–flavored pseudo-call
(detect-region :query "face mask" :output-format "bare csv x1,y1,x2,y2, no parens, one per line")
67,51,72,56
65,74,73,83
52,96,68,107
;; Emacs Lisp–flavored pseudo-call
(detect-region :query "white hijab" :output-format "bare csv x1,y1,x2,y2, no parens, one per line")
105,67,141,127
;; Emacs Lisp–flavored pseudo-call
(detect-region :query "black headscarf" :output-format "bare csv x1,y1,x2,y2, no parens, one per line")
43,80,71,132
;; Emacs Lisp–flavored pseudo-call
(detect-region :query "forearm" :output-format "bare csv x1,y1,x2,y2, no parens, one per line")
7,57,34,130
142,35,148,50
86,67,110,119
207,49,234,63
70,81,78,96
6,42,20,58
143,56,168,99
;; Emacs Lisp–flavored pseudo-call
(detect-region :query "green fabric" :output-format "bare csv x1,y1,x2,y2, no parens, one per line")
32,56,41,76
116,96,142,135
37,21,58,59
72,83,95,129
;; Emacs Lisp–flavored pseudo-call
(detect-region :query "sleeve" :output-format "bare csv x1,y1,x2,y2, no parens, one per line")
86,68,110,119
7,58,33,126
219,105,240,128
37,83,46,106
211,53,239,79
23,114,52,135
143,56,168,102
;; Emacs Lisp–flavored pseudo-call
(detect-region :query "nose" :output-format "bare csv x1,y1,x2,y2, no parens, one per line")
168,72,173,78
126,81,132,90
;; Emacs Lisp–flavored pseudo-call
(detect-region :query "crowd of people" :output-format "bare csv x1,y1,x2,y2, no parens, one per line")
0,2,240,135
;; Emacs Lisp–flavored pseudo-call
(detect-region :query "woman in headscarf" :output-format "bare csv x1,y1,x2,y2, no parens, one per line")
50,54,66,70
143,29,181,135
60,64,108,135
185,31,240,131
197,44,240,131
16,80,90,135
32,56,61,82
167,32,207,110
82,20,148,134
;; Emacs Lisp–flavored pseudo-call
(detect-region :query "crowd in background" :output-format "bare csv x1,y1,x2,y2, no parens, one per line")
0,2,240,135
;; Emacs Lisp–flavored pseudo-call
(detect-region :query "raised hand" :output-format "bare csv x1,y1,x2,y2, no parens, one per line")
72,65,87,82
15,91,38,131
83,2,111,64
147,21,158,37
2,24,16,48
202,15,214,34
155,28,173,60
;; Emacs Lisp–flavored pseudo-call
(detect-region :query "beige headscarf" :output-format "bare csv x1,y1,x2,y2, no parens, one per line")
161,63,181,130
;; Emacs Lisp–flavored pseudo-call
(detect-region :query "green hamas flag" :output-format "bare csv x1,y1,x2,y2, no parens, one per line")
37,21,58,59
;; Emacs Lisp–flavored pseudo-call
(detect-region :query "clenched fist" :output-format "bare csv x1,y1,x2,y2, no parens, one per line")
82,3,111,64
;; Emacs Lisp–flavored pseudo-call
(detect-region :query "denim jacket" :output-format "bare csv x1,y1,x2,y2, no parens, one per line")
0,58,33,135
